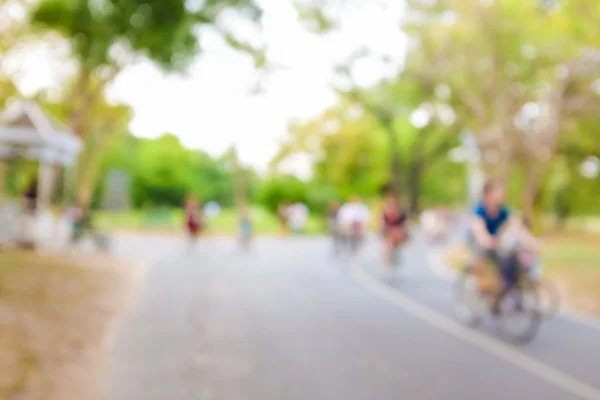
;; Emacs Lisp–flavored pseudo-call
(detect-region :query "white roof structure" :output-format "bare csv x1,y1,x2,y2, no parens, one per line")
0,101,82,166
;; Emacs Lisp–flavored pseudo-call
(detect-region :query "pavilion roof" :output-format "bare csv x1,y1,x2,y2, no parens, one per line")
0,101,82,165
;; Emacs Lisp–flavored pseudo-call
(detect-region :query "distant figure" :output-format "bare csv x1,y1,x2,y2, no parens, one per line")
70,204,110,250
277,202,289,234
185,196,203,244
338,196,370,252
23,179,38,214
19,179,38,248
381,194,409,270
239,207,252,248
289,202,309,234
420,209,442,243
327,201,342,254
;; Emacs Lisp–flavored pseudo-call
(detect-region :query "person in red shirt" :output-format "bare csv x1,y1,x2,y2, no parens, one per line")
185,196,203,244
381,193,409,270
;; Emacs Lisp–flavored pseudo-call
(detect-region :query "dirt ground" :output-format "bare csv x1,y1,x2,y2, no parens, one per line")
0,250,143,400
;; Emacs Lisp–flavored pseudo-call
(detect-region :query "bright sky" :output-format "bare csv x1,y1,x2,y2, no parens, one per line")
9,0,407,177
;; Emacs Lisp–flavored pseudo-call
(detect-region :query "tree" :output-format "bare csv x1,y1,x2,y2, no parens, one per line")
29,0,265,207
273,77,465,212
402,0,600,223
257,175,308,213
0,0,36,106
131,134,195,207
97,133,256,208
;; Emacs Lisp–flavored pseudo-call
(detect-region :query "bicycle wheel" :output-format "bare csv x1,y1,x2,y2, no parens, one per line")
496,281,542,344
454,268,486,327
536,277,561,320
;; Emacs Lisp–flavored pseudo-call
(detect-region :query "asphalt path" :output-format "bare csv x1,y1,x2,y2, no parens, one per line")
107,233,600,400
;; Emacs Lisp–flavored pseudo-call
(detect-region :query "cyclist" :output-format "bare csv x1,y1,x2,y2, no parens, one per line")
327,200,342,254
381,193,409,272
469,180,538,314
337,195,370,252
277,202,289,235
185,196,203,244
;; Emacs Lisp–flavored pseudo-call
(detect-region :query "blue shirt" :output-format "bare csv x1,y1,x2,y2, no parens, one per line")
474,203,510,236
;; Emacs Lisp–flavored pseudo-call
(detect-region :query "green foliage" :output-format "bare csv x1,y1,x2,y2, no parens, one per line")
274,75,464,210
96,133,242,208
30,0,264,71
257,175,308,213
292,0,600,221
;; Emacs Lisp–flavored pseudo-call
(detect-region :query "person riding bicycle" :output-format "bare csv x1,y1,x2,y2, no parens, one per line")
327,201,342,254
185,196,203,242
381,193,408,269
469,180,538,314
337,196,370,250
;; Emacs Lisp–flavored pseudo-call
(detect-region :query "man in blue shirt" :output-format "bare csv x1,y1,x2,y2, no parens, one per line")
469,180,538,313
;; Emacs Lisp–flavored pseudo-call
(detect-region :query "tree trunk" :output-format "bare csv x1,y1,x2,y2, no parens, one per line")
384,123,403,197
69,68,93,138
407,161,423,215
522,162,541,231
390,145,402,196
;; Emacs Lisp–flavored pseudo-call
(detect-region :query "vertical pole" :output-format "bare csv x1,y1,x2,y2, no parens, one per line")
37,161,58,214
461,130,485,209
0,161,5,207
466,159,485,209
231,147,246,214
37,161,47,214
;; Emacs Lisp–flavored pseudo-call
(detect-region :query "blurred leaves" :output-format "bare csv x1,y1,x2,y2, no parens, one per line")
30,0,265,72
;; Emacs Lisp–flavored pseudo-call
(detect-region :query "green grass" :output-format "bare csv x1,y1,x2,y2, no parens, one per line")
94,206,326,235
539,232,600,316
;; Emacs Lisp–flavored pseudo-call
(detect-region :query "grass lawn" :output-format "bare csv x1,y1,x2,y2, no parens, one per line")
95,206,325,235
0,250,136,400
444,231,600,317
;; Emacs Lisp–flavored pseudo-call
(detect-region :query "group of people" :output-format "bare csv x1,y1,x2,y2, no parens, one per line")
277,202,309,234
183,178,539,313
327,191,410,274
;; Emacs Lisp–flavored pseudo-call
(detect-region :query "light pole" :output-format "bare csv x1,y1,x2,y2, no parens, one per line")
449,129,485,209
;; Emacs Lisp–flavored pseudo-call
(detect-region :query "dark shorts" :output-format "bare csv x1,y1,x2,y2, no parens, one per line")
467,236,518,286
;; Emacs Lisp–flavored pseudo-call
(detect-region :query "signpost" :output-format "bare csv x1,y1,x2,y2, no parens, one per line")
102,169,131,211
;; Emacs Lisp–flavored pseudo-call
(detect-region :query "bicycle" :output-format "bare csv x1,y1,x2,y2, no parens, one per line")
70,210,111,251
454,248,542,344
344,221,365,255
524,266,561,320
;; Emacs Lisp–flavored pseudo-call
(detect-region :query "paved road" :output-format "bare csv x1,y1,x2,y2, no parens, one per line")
108,234,600,400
